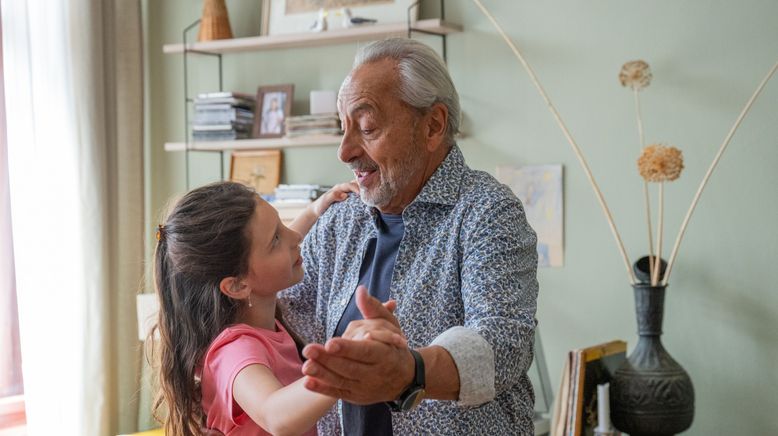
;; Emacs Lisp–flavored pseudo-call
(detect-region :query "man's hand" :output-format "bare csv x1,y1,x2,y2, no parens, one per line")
301,286,414,404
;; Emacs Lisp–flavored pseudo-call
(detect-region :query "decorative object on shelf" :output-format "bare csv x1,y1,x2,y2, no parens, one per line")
496,164,564,268
267,0,418,35
254,84,294,139
309,90,337,115
197,0,234,41
340,7,378,28
229,150,282,195
309,8,328,32
610,271,694,436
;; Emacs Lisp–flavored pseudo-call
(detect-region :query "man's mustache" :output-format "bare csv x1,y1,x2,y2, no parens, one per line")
348,159,379,172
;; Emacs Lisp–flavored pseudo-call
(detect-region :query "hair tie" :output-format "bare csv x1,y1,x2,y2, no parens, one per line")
156,224,166,242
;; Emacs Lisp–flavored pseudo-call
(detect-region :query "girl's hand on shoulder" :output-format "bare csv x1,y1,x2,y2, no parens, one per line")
311,180,359,217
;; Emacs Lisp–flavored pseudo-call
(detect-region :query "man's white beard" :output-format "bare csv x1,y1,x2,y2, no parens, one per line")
359,139,424,210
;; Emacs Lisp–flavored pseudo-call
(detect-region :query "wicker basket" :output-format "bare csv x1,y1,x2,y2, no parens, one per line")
197,0,233,41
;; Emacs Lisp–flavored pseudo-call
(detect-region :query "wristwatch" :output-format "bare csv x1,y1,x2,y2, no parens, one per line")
387,349,426,412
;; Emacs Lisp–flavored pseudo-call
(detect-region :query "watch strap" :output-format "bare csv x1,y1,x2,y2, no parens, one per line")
387,349,425,412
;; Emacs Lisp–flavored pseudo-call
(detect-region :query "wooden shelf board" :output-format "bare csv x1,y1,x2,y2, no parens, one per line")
164,134,343,152
163,19,462,54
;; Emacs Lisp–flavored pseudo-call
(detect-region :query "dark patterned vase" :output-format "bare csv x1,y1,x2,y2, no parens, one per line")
609,283,695,436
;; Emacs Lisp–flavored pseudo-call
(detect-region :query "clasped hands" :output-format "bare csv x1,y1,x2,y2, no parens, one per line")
301,286,416,405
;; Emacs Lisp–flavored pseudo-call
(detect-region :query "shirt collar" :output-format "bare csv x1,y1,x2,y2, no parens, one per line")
411,144,465,207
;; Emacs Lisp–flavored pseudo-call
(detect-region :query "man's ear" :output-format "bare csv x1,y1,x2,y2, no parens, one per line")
219,276,249,299
423,102,449,152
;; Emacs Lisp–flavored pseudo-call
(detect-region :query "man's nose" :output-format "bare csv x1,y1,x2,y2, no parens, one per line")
338,129,362,164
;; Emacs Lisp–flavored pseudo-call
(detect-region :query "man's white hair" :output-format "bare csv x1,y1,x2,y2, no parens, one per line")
349,38,461,146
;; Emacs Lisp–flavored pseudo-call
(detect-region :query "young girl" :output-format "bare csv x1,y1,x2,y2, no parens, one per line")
150,181,404,436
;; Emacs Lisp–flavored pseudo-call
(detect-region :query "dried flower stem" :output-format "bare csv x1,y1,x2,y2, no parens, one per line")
471,0,636,284
634,89,646,147
662,61,778,285
652,183,664,286
634,89,655,280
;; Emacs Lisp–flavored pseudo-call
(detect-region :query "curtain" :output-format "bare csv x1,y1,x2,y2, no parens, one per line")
0,3,24,402
2,0,144,434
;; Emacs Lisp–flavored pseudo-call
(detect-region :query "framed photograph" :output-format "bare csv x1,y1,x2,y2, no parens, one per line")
267,0,419,35
254,84,294,139
229,150,282,195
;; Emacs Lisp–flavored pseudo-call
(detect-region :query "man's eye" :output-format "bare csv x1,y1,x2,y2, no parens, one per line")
273,232,280,245
361,128,375,135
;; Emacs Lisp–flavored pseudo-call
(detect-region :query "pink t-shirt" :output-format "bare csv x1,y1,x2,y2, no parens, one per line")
200,321,315,436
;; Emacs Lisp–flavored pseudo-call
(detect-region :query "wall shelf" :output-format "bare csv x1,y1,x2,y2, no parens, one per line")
165,11,460,186
164,134,343,152
162,19,462,54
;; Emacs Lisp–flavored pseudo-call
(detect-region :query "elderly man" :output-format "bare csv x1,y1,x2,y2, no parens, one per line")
279,38,539,435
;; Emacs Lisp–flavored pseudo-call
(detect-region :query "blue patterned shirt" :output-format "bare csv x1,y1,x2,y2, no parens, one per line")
280,145,539,435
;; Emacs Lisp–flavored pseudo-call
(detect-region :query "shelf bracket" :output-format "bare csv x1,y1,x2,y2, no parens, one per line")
407,0,448,62
182,19,226,189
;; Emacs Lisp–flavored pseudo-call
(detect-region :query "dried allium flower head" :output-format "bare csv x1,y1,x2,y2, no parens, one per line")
638,144,684,182
619,60,653,91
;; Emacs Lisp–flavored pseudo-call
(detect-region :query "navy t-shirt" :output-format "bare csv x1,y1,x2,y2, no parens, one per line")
333,211,404,436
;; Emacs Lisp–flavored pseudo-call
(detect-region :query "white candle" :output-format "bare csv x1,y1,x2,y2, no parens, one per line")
597,383,612,431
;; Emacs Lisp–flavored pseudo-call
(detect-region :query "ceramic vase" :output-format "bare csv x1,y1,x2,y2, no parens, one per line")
609,274,695,436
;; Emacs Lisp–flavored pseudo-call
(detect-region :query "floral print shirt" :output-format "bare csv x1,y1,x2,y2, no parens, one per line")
279,145,539,435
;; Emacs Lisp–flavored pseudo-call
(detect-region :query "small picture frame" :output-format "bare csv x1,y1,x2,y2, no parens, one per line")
229,150,282,195
254,84,294,139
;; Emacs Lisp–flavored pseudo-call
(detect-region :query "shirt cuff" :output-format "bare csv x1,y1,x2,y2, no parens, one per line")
430,326,495,406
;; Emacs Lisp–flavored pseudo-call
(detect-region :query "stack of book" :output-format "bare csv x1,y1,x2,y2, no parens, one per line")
284,113,342,138
270,184,331,223
192,92,255,141
551,340,626,436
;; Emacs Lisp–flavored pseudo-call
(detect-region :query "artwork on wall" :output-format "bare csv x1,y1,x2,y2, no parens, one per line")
497,164,564,268
230,150,282,195
265,0,418,35
254,84,294,139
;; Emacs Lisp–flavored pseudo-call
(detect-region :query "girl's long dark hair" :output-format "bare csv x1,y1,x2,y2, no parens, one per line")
149,182,259,436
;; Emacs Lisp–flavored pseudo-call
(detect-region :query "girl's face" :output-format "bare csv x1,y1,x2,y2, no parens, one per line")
243,199,304,296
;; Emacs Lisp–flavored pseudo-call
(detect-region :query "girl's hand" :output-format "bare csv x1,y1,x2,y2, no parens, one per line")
311,180,359,217
341,290,407,348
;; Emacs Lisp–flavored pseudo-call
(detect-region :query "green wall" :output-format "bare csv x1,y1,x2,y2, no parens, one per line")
143,1,778,433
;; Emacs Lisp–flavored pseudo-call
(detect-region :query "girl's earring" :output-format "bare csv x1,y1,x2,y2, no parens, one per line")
247,294,253,308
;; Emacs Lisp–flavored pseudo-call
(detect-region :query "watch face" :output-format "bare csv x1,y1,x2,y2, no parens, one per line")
402,388,426,410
